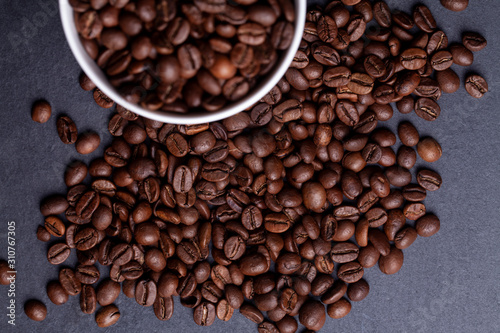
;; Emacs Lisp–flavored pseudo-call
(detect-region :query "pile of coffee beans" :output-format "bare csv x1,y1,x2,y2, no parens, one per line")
71,0,296,113
32,0,488,331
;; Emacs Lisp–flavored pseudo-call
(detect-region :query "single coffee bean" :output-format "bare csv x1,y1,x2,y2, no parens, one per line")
47,243,71,265
57,116,78,144
440,0,468,12
37,225,51,242
400,48,427,70
154,295,174,321
299,300,326,331
394,226,418,249
413,5,436,33
95,304,121,328
135,279,157,307
193,302,216,326
76,131,101,155
327,298,351,319
415,98,441,121
465,74,488,98
417,137,442,162
436,68,460,94
450,44,473,66
44,216,66,237
379,246,404,275
80,284,97,314
75,264,100,284
59,268,82,296
47,281,69,305
31,100,51,123
347,279,370,302
331,242,359,263
337,262,364,283
96,278,121,306
93,88,115,108
24,300,47,321
430,50,453,71
417,169,442,191
398,121,419,147
403,202,426,221
416,214,441,237
462,32,487,52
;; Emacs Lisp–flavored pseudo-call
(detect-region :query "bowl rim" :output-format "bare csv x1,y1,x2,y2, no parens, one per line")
59,0,306,125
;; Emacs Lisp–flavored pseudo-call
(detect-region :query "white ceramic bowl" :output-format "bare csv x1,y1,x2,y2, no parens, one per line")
59,0,306,125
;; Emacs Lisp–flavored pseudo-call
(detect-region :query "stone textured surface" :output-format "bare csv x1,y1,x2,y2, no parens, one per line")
0,0,499,332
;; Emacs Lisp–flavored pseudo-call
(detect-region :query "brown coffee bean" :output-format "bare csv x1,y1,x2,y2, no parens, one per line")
76,132,101,155
462,32,487,52
416,214,441,237
193,302,216,326
24,300,47,321
57,116,78,144
379,246,404,275
417,137,442,162
31,100,52,123
47,281,69,305
96,304,121,328
417,169,442,191
465,74,488,98
337,262,364,283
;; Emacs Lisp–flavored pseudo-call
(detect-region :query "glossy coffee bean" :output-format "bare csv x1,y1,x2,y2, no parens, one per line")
31,100,52,123
24,300,47,321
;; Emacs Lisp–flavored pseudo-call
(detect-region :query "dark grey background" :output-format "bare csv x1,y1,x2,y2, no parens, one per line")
0,0,499,332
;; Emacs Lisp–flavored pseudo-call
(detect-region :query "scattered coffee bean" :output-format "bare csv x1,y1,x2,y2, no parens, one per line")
76,131,101,155
24,300,47,321
440,0,469,12
417,137,442,163
31,100,52,123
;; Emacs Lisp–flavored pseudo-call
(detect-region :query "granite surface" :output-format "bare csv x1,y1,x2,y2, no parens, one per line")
0,0,499,332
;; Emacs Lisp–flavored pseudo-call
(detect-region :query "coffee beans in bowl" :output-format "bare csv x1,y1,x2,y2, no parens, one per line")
61,0,307,124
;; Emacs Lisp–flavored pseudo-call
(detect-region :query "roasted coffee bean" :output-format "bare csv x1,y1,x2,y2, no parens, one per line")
80,284,97,314
347,279,370,302
47,243,71,265
440,0,469,12
417,169,442,191
416,214,441,237
331,242,359,263
135,279,157,307
413,5,436,33
76,131,101,155
37,225,51,242
415,98,441,121
430,50,453,71
465,74,488,98
400,48,427,70
193,302,216,326
379,246,404,275
95,304,120,328
24,299,47,321
59,268,81,296
463,32,487,52
44,216,66,237
450,44,473,66
337,262,364,283
31,100,51,124
299,300,326,331
57,116,78,144
327,298,351,319
47,281,69,305
436,68,460,94
417,137,442,162
76,264,100,284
